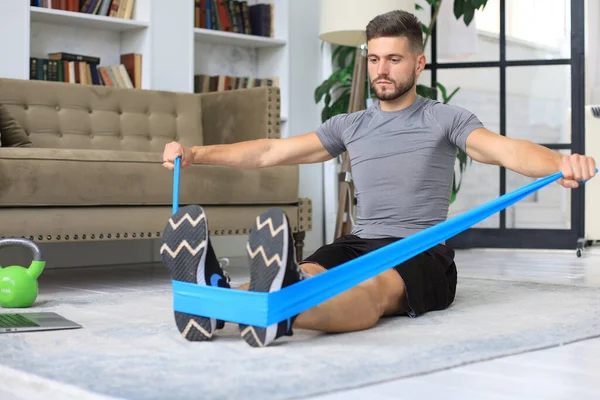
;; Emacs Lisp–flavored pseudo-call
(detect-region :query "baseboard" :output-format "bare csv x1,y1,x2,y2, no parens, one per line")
0,234,320,271
0,240,156,269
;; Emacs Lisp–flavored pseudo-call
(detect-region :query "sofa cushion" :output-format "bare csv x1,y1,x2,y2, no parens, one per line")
0,103,32,148
0,148,299,206
0,78,202,151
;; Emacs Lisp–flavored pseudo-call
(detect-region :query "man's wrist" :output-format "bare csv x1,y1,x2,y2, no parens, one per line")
190,146,200,163
555,152,563,173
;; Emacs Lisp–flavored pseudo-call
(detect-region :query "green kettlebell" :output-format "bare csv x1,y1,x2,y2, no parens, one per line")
0,238,45,308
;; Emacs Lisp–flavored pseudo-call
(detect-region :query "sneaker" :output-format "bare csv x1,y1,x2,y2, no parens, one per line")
160,205,231,341
239,208,306,347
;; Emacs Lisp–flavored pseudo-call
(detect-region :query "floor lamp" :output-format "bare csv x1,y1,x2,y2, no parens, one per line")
319,0,412,240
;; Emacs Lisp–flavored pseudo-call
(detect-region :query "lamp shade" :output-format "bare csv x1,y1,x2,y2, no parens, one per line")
319,0,414,47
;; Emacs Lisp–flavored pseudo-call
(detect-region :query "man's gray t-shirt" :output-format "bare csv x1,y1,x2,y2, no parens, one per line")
316,95,484,239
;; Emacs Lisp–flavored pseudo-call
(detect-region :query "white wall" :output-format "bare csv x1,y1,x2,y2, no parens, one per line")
209,0,326,261
586,0,600,104
287,0,324,253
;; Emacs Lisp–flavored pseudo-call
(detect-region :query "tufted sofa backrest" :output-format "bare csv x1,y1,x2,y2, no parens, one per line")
0,78,203,152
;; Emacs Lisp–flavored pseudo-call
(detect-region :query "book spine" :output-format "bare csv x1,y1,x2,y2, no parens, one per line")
49,52,101,64
234,1,244,34
205,0,212,29
227,0,239,33
241,1,251,35
30,58,38,80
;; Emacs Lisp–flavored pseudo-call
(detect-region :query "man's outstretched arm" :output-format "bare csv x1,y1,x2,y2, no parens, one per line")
162,132,333,170
464,127,596,189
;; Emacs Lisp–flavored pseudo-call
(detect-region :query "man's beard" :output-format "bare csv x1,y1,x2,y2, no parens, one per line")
371,72,416,101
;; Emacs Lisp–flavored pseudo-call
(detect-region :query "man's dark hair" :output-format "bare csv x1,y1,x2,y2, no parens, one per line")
366,10,424,54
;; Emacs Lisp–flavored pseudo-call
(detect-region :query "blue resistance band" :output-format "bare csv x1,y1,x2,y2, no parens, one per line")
170,157,597,327
172,157,180,215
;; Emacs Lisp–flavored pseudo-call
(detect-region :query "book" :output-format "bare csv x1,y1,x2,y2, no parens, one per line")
29,51,142,89
120,53,142,89
194,0,271,37
48,52,100,65
193,73,279,93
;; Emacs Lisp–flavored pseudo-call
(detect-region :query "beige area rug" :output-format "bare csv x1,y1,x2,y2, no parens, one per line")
2,265,600,400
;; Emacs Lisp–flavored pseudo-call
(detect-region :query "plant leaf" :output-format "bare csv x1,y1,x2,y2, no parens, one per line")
417,84,437,100
450,172,458,204
457,148,468,165
471,0,488,8
314,84,326,103
314,78,335,103
454,0,464,19
421,23,431,35
321,107,332,123
445,87,460,103
436,82,447,99
331,45,344,64
415,3,424,11
314,68,347,103
330,92,350,116
337,46,355,69
463,7,475,25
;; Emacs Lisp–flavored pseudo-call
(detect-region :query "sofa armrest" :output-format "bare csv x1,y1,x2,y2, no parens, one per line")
199,86,280,145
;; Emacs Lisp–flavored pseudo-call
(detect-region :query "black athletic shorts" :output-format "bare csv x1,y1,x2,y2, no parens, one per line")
300,234,457,317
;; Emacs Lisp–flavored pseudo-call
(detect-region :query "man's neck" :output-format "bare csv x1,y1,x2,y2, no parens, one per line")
379,90,417,112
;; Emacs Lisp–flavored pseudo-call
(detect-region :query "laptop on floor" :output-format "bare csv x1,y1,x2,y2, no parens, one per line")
0,312,82,333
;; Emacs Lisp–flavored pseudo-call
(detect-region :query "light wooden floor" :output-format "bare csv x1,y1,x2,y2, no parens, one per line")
310,246,600,400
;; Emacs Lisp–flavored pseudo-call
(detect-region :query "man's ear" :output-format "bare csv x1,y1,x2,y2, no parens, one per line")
416,53,426,74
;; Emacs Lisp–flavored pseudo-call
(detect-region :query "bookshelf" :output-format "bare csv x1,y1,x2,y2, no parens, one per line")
0,0,289,135
0,0,150,89
193,27,286,48
30,6,149,32
192,0,290,130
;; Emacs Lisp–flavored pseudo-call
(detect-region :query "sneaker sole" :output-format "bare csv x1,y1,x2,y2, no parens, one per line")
160,205,216,341
239,208,290,347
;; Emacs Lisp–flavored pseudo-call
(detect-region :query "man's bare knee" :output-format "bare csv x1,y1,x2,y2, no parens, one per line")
299,262,327,277
378,270,408,315
301,263,387,318
359,278,387,318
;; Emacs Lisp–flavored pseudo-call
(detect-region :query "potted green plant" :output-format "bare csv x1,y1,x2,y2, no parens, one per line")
315,0,488,203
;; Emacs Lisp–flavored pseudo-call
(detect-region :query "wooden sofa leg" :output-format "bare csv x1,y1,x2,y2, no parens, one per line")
293,231,306,262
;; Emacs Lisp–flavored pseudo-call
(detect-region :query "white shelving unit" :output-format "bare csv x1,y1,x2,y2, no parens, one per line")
30,6,149,32
193,27,286,48
0,0,151,89
191,0,290,133
0,0,289,134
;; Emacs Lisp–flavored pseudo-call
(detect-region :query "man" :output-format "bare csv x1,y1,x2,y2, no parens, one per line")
160,10,596,347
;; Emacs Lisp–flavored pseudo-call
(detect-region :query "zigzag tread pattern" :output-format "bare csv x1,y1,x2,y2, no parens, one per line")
240,325,264,347
181,318,212,339
160,240,206,258
255,216,286,237
246,242,282,268
168,212,206,230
